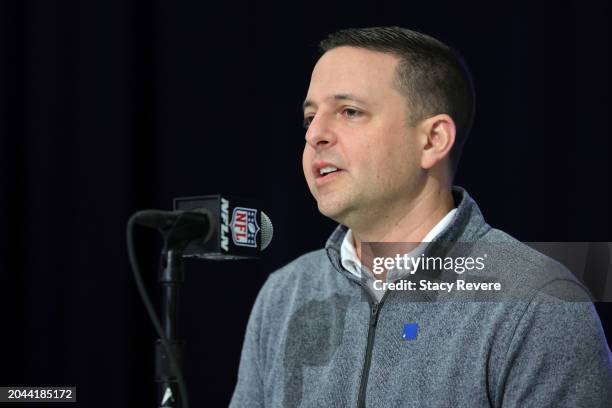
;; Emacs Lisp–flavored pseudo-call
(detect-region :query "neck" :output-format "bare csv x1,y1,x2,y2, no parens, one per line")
352,181,454,260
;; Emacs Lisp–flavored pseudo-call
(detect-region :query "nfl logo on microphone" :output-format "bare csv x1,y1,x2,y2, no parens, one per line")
231,207,260,248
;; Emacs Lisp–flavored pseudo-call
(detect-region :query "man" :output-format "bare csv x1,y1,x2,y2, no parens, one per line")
230,27,612,407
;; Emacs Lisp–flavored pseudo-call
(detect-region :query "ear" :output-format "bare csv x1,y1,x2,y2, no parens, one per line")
419,114,456,170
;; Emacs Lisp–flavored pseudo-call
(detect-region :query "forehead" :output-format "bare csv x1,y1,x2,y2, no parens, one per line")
306,46,401,106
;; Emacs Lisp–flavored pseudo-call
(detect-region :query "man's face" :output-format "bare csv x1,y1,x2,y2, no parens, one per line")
302,46,423,228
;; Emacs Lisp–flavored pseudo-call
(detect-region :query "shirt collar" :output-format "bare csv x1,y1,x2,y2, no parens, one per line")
339,208,458,279
326,185,492,280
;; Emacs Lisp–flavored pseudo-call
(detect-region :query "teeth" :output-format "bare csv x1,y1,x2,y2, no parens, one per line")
320,166,338,175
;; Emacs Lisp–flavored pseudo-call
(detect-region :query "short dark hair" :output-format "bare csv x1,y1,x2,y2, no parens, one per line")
319,26,475,177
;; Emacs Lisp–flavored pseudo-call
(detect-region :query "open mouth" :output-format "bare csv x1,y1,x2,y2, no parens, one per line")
313,163,345,186
311,161,345,186
317,165,341,179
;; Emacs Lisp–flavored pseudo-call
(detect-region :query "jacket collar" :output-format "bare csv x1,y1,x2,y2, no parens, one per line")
325,185,491,274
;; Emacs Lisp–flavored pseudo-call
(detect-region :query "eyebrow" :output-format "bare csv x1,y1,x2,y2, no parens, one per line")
302,93,369,111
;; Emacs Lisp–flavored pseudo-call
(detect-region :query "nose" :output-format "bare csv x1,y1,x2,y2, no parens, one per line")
305,112,337,150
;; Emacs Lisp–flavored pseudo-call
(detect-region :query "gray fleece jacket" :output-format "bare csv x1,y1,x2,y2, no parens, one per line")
230,186,612,407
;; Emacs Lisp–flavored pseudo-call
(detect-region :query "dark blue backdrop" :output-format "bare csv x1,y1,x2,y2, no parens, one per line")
1,0,609,406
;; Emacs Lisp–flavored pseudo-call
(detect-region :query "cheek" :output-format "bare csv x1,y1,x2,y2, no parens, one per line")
385,135,419,183
302,145,313,180
370,127,415,182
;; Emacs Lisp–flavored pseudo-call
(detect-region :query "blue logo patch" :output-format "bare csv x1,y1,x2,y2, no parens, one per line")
402,323,419,341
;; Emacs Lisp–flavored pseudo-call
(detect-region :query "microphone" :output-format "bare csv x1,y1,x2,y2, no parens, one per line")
134,195,273,260
173,194,273,260
133,209,215,251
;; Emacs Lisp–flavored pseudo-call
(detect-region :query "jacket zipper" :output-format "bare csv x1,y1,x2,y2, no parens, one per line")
356,290,389,408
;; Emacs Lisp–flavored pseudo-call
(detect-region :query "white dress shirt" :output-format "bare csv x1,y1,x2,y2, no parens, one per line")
340,208,457,301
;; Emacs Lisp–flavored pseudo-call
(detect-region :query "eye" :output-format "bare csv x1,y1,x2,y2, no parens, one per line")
342,108,362,119
303,115,314,129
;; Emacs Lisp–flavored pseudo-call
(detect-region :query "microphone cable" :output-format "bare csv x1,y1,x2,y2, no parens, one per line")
126,212,190,408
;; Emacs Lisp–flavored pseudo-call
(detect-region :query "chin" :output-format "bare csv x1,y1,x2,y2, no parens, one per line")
316,199,350,224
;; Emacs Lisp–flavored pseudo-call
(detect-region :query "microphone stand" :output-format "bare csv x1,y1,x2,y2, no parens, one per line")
129,208,213,408
155,248,184,408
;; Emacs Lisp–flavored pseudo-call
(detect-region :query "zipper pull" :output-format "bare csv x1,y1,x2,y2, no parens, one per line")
370,303,379,327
